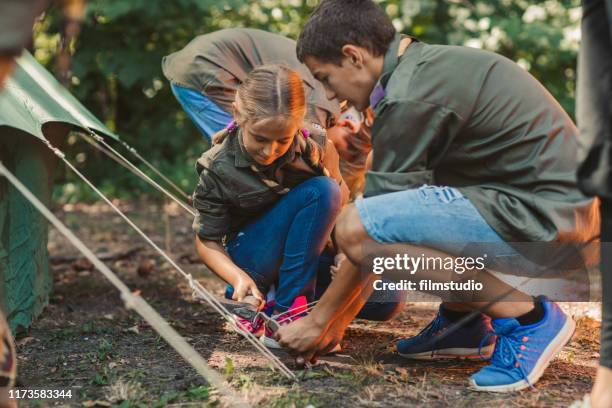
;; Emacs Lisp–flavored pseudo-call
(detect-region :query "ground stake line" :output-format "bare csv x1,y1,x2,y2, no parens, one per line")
119,138,192,201
89,133,196,217
0,161,250,408
43,141,296,380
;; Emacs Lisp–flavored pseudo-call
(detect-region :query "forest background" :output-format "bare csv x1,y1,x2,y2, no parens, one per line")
33,0,582,201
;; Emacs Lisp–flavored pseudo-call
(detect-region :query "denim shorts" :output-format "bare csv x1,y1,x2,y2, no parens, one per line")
354,185,542,277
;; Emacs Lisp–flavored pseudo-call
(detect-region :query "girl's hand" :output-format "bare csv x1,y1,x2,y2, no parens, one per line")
232,275,264,306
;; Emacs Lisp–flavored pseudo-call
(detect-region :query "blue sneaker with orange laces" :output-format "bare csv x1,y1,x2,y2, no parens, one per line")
397,304,495,359
469,297,575,392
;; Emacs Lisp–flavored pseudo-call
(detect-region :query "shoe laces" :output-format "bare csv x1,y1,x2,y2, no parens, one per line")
234,314,261,333
420,311,446,338
416,311,446,357
478,329,534,389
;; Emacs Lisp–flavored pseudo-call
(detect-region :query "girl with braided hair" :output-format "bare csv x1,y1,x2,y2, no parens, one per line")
192,64,404,348
192,64,347,347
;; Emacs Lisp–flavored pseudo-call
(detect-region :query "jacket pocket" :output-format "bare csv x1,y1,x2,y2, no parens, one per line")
363,170,434,196
236,189,276,208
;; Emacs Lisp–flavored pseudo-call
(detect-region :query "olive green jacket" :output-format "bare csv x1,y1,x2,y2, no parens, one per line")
367,34,599,243
162,28,339,128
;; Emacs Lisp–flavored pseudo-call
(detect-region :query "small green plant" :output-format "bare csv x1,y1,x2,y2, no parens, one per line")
53,328,73,340
153,392,179,408
224,356,234,378
186,385,210,400
91,370,109,386
97,338,114,360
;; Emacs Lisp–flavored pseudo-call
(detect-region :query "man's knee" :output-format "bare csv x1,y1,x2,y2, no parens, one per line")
334,204,368,260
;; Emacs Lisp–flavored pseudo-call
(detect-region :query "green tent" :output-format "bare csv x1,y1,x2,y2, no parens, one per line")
0,51,116,333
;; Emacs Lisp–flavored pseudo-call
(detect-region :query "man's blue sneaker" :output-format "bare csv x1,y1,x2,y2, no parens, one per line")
469,297,575,392
397,304,495,360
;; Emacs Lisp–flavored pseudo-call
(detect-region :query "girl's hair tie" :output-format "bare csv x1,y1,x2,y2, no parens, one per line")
226,121,238,132
300,128,310,139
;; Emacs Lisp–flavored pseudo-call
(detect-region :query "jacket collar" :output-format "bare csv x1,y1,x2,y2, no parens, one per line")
369,33,421,108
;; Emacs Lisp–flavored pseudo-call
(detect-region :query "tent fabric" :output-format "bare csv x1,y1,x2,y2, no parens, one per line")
0,51,116,332
0,50,118,141
0,128,57,333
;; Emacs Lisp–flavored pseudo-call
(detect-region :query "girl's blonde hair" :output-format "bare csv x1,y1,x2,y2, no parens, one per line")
213,64,306,144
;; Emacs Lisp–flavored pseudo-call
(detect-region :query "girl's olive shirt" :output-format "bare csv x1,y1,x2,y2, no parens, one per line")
192,129,325,242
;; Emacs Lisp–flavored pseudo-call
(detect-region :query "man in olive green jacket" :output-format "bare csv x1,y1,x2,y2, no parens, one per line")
276,0,599,393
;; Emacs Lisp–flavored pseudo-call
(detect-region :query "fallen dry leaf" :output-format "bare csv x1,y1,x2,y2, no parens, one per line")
124,325,140,335
137,259,155,277
72,257,94,271
16,337,36,347
82,400,111,407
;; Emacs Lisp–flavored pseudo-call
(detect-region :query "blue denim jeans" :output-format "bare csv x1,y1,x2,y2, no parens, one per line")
355,185,539,276
225,177,342,312
170,83,233,141
315,248,406,321
224,176,405,320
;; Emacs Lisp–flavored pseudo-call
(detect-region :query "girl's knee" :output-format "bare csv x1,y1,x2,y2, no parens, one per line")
301,176,342,212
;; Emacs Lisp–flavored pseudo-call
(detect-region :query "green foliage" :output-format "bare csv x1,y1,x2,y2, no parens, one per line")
34,0,581,201
186,385,210,400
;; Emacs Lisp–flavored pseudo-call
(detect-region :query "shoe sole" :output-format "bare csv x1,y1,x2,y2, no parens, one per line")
469,316,576,393
398,344,495,360
261,335,282,349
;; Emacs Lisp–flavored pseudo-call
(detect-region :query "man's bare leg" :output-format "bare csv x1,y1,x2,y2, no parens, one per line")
334,204,535,318
278,203,535,363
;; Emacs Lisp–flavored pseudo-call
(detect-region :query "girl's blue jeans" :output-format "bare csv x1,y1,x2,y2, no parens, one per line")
224,176,405,320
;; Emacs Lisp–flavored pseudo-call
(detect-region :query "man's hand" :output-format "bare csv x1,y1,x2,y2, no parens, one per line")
327,121,359,162
276,315,349,365
275,315,329,365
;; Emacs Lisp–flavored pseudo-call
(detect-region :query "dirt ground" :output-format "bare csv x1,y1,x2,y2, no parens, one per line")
14,200,601,407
